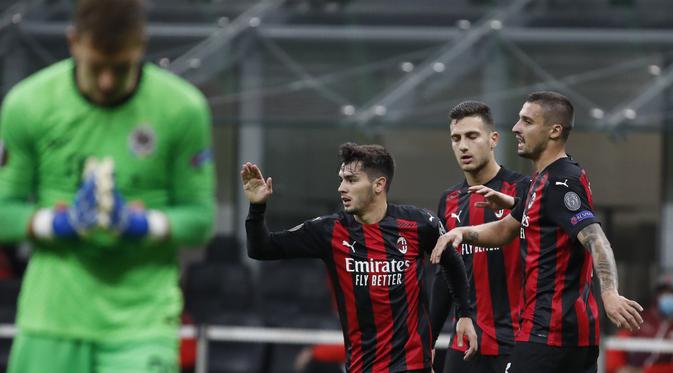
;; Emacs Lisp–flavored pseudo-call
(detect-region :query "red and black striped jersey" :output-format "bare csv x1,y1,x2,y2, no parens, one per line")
510,157,601,347
246,203,470,373
431,167,529,356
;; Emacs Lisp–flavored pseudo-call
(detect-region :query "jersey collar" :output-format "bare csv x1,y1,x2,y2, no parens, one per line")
71,61,145,109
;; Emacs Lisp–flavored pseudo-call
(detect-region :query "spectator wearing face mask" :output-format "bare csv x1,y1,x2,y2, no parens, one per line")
606,272,673,373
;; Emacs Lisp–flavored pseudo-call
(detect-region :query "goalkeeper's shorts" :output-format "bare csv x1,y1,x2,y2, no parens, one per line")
8,331,178,373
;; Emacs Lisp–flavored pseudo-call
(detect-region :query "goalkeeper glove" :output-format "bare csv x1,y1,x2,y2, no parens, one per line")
110,190,169,239
101,159,169,240
31,158,103,239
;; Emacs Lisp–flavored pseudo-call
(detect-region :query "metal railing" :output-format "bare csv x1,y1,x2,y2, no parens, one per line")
1,324,671,372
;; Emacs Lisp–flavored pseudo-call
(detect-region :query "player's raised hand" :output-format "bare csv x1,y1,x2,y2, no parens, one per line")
430,229,464,264
241,162,273,203
469,185,515,210
455,317,478,361
602,290,644,331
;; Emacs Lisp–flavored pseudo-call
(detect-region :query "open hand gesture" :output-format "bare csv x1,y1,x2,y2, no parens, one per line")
468,185,515,210
430,229,465,264
241,162,273,203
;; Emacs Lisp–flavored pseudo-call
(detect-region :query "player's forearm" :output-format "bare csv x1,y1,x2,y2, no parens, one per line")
439,247,470,319
429,272,454,346
461,219,517,248
245,203,286,260
0,200,36,242
578,223,619,293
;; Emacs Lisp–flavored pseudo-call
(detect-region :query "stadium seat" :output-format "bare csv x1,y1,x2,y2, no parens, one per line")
183,262,257,324
204,235,242,264
255,261,341,373
183,263,267,372
0,279,20,323
257,260,334,327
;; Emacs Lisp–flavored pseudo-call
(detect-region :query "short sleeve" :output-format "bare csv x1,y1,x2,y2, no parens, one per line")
543,177,599,239
510,188,526,222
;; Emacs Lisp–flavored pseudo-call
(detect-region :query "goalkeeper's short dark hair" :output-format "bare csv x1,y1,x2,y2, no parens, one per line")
74,0,146,53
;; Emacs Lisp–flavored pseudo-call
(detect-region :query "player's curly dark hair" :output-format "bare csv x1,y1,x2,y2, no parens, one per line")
339,143,395,192
526,91,575,141
74,0,146,53
449,101,495,130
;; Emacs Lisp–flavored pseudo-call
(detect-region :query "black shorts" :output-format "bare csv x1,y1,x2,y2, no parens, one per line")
442,348,510,373
510,342,598,373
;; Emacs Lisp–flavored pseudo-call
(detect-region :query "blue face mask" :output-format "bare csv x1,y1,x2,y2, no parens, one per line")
658,294,673,317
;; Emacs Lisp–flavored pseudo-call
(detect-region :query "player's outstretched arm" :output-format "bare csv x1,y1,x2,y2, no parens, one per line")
577,223,644,331
241,162,279,260
468,185,516,210
430,215,520,264
242,163,328,260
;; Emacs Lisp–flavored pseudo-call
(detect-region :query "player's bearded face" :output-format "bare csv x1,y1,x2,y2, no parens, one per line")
513,102,549,160
338,162,376,215
70,33,145,106
450,116,496,173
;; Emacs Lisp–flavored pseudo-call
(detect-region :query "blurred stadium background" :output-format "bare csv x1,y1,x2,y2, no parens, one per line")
0,0,672,372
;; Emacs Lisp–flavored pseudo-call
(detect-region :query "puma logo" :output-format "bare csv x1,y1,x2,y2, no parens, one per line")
342,240,356,252
555,179,569,188
450,210,462,224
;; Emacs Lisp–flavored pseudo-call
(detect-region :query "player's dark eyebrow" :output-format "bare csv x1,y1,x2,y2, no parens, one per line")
519,114,534,123
339,169,359,179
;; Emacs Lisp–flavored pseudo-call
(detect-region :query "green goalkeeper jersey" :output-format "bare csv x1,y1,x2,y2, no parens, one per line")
0,59,215,341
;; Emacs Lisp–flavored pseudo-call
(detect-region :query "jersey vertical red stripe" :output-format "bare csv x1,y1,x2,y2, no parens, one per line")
575,252,592,346
398,219,425,370
548,229,570,346
518,173,548,342
363,224,394,372
501,181,524,337
588,287,601,344
437,168,527,355
444,190,462,352
580,166,598,345
510,157,601,347
331,220,363,373
579,171,593,208
443,191,461,231
276,204,445,371
469,192,499,355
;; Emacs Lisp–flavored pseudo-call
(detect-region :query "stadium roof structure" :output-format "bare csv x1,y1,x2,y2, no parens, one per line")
2,0,673,133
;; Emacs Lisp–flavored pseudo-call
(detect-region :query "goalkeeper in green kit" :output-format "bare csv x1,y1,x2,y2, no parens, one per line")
0,0,215,372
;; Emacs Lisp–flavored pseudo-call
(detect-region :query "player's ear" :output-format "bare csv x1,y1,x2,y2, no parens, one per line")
373,176,387,194
549,123,563,140
489,130,500,150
